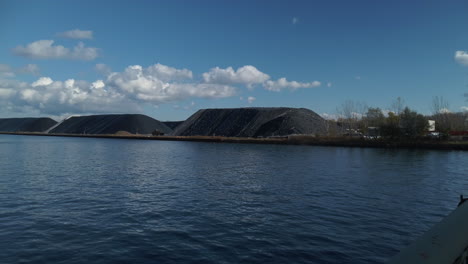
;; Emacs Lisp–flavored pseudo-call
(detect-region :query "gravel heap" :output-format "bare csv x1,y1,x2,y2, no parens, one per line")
162,121,184,130
49,114,172,135
171,107,328,137
0,118,57,132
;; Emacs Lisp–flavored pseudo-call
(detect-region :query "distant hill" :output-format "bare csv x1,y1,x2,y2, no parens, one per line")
49,114,172,135
0,118,57,132
171,107,328,137
163,121,184,130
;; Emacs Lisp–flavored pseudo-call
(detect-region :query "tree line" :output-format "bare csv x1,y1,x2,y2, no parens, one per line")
331,97,468,139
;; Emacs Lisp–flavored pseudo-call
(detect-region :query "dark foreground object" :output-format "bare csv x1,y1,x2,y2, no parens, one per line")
49,114,172,135
171,107,329,137
0,117,57,132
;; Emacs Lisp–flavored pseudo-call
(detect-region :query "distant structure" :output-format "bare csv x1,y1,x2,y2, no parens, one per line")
152,130,164,136
428,120,436,132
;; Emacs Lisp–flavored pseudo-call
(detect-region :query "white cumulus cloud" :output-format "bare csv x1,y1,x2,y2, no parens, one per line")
203,65,270,87
58,29,93,39
0,61,323,116
145,63,193,82
263,78,321,92
106,64,235,103
91,80,105,89
455,51,468,66
13,40,98,60
32,77,53,87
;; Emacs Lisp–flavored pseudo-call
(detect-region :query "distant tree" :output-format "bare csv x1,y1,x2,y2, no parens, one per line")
336,100,368,130
380,112,401,138
391,97,406,115
399,107,428,138
431,96,449,115
430,96,451,132
365,107,385,127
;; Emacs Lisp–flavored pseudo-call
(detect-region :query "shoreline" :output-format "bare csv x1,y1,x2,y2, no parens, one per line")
1,131,468,150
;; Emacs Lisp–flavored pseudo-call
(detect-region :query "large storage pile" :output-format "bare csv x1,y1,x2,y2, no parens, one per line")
171,107,328,137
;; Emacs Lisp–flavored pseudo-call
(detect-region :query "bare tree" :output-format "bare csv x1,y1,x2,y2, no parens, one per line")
336,100,368,131
430,96,449,115
430,96,451,132
391,97,406,115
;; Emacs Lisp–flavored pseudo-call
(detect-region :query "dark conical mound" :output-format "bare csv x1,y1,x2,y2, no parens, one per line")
49,114,172,135
0,118,57,132
171,107,328,137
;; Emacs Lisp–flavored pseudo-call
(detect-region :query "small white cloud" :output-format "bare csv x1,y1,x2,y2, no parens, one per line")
58,29,93,39
355,76,361,80
183,101,196,110
247,96,256,104
13,40,98,60
32,77,53,87
203,65,270,87
18,64,40,76
292,17,299,24
91,80,105,89
327,82,332,87
320,113,337,120
460,106,468,112
455,51,468,66
263,77,321,92
438,108,451,114
0,64,15,78
95,63,112,76
0,64,12,72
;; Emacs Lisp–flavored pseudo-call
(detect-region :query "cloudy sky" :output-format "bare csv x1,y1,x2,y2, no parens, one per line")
1,0,468,121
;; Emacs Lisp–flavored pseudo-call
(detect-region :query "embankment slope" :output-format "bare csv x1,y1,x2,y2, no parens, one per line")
49,114,172,135
172,107,328,137
0,118,57,132
163,121,184,130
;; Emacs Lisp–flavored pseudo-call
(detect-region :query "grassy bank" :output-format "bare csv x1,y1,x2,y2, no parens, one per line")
1,131,468,150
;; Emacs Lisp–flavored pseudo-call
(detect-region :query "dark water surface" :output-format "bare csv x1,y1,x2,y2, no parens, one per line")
1,134,467,263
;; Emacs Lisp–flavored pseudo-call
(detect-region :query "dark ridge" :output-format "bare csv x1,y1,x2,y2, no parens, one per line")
49,114,172,135
163,121,184,130
0,118,57,132
171,107,328,137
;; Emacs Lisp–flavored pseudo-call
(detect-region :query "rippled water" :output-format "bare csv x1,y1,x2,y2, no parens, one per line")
1,134,467,263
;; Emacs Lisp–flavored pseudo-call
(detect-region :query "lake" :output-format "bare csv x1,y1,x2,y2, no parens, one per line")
1,134,467,263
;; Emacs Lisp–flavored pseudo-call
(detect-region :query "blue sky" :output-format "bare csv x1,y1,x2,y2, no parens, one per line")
1,0,468,121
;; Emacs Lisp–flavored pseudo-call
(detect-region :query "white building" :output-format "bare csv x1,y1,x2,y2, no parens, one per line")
428,120,435,132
